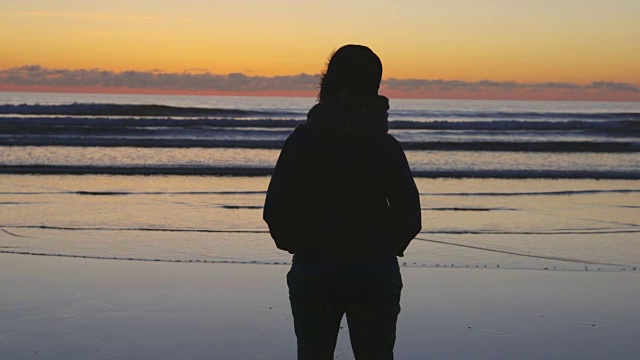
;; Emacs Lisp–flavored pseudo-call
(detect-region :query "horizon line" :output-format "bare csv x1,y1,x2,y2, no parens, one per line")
3,88,640,103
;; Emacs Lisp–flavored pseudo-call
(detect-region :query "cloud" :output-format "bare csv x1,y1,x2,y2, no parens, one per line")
383,77,638,93
588,81,640,93
0,65,319,92
1,65,638,96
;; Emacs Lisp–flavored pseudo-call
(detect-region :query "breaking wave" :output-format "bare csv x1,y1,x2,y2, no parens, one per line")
1,165,638,179
2,103,638,121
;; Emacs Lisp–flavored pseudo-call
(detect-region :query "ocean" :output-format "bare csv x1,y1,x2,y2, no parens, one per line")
1,92,639,272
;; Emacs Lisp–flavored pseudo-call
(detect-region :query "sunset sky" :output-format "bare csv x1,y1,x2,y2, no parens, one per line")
1,0,639,100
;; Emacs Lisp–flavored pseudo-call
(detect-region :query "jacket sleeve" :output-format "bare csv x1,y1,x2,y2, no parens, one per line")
263,135,300,253
387,139,422,256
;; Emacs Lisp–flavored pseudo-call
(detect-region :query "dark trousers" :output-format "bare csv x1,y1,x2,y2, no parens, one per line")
287,266,402,360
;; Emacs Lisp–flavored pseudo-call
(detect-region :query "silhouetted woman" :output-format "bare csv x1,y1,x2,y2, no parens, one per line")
264,44,421,360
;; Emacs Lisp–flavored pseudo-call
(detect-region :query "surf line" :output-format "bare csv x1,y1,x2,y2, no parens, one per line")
3,225,639,236
0,228,28,238
0,225,269,233
0,225,633,267
414,236,627,267
0,250,292,266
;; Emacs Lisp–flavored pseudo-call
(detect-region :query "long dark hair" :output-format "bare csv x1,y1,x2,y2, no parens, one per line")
318,45,383,102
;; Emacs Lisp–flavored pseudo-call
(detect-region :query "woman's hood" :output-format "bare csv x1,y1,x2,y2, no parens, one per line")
301,94,390,134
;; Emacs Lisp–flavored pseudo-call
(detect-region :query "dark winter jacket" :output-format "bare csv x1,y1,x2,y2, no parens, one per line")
263,94,421,263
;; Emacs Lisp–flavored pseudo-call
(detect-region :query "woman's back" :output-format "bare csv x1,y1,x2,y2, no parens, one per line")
264,94,421,263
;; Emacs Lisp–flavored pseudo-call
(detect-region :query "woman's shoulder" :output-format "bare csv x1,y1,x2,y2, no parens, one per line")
380,133,404,151
284,127,311,145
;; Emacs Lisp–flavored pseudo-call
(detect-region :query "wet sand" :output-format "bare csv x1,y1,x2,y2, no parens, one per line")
1,253,638,359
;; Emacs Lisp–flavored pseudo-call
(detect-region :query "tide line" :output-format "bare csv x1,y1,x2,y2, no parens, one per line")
414,236,628,267
2,225,639,235
1,166,639,179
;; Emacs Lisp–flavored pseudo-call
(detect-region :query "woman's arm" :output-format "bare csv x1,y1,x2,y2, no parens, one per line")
387,138,422,256
263,135,301,253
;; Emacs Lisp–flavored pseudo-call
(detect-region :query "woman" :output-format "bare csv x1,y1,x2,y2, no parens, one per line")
264,44,421,360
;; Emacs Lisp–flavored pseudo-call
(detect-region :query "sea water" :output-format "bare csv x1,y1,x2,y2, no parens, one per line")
0,92,639,271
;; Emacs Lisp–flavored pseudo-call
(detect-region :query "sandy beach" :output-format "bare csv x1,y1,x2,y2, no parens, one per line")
1,253,638,359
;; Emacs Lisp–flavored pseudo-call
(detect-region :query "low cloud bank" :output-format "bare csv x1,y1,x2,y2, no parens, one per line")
384,78,639,93
0,65,319,92
1,65,638,98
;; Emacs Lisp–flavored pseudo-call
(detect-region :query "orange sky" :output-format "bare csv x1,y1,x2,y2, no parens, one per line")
1,1,639,100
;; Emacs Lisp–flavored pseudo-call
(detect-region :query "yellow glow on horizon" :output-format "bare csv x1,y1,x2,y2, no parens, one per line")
1,1,639,85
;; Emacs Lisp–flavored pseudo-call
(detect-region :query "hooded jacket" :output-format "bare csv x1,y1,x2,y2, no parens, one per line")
263,94,421,263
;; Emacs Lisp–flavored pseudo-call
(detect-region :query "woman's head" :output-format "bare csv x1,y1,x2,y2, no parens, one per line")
318,45,383,102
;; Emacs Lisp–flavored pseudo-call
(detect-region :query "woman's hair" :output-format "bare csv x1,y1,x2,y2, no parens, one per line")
318,45,383,102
